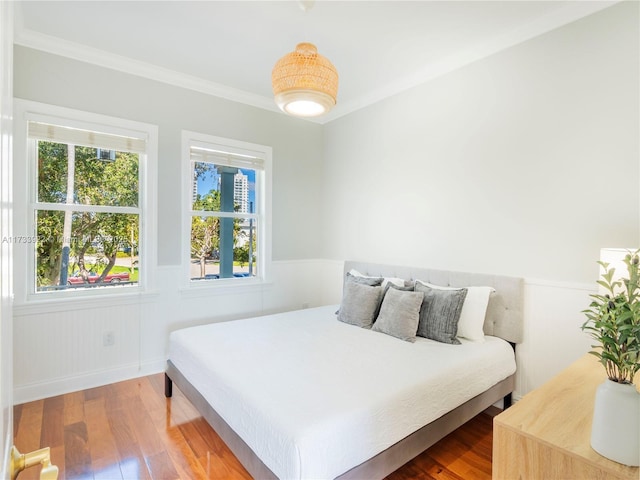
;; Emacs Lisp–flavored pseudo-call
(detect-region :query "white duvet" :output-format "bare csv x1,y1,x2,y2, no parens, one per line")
168,305,515,480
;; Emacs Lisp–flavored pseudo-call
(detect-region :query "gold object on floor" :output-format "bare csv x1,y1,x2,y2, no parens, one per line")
10,445,58,480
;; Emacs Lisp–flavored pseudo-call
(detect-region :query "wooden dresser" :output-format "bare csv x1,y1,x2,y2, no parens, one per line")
492,354,640,480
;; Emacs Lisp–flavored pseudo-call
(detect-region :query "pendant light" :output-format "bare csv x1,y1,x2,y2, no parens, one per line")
271,3,338,117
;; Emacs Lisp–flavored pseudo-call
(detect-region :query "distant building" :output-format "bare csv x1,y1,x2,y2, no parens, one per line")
234,171,249,213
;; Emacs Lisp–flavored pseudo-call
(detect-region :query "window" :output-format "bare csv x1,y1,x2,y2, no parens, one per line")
183,131,271,286
14,101,157,300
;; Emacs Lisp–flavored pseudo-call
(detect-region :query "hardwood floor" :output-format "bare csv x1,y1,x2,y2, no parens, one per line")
14,374,495,480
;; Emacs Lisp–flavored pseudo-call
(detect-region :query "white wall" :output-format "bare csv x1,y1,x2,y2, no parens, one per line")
322,2,638,282
320,2,639,396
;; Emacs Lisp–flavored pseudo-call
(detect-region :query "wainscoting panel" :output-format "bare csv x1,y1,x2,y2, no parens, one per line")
517,279,595,398
13,259,597,404
13,260,328,403
13,302,144,402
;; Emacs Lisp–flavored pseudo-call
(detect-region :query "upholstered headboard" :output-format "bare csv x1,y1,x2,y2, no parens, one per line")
344,261,524,344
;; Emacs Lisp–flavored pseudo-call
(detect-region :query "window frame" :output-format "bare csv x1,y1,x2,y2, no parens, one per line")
13,99,158,305
181,130,272,291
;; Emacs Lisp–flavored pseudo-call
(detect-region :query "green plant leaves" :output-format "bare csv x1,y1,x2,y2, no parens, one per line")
582,250,640,384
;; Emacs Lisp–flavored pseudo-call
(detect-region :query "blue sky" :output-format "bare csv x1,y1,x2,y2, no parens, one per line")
196,166,256,210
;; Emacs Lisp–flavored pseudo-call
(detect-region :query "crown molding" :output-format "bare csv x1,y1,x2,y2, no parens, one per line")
14,27,287,113
322,0,620,123
14,0,619,126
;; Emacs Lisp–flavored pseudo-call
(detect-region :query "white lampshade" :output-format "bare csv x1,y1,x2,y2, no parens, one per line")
275,91,334,117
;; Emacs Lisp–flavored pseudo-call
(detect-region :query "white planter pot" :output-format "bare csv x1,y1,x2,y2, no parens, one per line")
590,379,640,466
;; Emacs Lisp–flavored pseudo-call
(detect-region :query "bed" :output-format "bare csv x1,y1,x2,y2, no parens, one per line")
165,261,524,479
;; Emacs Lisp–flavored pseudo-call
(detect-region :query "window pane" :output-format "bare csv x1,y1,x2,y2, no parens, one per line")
234,218,258,276
192,162,256,214
36,210,139,292
190,216,258,281
37,142,139,207
36,210,65,288
74,147,139,207
37,141,68,203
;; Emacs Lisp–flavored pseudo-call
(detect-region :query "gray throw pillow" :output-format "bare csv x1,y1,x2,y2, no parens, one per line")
415,283,468,344
337,281,383,328
372,287,424,342
336,272,385,315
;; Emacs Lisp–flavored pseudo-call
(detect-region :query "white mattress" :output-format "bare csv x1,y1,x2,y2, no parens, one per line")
168,305,516,480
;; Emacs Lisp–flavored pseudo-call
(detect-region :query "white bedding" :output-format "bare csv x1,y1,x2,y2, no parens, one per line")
168,305,516,480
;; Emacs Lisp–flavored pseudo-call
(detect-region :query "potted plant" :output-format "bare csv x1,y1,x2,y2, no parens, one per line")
582,248,640,466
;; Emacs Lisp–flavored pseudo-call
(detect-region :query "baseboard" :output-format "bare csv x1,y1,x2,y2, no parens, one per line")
14,357,166,404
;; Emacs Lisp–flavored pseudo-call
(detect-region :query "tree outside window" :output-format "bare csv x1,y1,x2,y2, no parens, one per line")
190,161,257,281
33,136,142,292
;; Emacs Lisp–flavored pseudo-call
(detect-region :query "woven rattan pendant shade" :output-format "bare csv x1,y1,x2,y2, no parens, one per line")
272,42,338,117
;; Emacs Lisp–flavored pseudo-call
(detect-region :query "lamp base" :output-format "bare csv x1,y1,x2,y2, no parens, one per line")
590,379,640,466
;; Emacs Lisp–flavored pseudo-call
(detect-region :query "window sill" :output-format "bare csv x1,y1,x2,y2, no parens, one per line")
179,278,273,299
14,289,161,317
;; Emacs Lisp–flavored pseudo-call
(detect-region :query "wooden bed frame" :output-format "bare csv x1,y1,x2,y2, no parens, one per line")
165,261,524,479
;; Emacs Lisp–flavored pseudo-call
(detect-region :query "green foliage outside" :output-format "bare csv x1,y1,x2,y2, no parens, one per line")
36,145,256,287
191,190,222,278
115,266,139,282
234,232,257,270
191,163,254,278
36,142,139,288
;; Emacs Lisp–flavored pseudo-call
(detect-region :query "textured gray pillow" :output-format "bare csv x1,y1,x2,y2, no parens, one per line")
415,283,468,344
335,272,385,315
337,281,383,328
372,287,424,342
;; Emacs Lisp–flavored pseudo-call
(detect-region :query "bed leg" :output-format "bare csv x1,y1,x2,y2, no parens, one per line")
504,342,516,410
165,373,173,398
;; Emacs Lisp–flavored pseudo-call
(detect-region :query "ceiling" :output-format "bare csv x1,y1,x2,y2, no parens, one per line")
14,1,617,123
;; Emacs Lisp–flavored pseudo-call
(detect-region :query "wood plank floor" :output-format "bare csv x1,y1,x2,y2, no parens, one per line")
14,374,495,480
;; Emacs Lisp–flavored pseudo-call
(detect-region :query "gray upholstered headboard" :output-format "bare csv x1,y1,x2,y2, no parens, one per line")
344,261,524,344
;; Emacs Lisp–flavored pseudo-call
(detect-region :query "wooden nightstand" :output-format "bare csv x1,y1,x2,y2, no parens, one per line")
492,354,640,480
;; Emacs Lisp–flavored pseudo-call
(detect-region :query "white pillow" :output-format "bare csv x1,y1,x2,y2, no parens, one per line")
349,269,406,290
414,280,495,342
